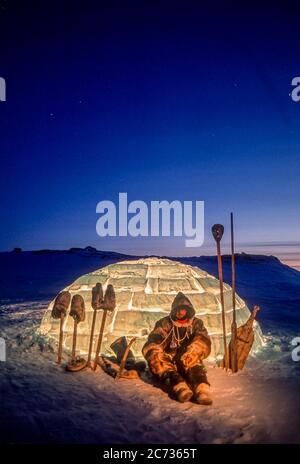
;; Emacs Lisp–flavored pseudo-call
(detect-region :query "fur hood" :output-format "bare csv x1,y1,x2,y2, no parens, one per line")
170,292,195,326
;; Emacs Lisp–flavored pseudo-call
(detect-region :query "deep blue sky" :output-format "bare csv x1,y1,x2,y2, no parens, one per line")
1,1,300,255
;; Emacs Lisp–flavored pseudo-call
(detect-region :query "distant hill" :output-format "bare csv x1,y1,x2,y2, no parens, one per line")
0,247,134,303
1,247,300,331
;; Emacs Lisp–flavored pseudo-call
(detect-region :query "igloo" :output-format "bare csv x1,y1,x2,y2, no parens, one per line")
39,257,264,361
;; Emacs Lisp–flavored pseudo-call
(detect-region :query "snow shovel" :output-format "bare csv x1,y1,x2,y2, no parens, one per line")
212,223,229,371
66,294,86,372
235,305,260,370
92,284,116,371
85,282,104,367
51,290,71,364
70,283,104,372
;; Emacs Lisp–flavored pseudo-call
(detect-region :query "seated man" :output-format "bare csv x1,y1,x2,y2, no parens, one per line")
142,292,212,405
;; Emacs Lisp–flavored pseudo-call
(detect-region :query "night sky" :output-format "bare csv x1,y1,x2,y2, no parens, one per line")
1,1,300,255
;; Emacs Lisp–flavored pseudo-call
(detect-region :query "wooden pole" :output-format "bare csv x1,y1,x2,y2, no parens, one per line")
230,212,238,373
217,241,229,370
212,224,229,371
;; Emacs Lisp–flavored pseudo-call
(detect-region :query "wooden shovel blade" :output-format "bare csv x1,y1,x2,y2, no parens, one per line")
92,282,104,310
70,294,86,323
51,291,71,319
103,284,116,311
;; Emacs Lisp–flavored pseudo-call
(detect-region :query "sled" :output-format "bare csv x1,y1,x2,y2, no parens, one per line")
116,337,137,379
110,336,136,365
223,305,260,370
98,336,146,379
98,356,140,380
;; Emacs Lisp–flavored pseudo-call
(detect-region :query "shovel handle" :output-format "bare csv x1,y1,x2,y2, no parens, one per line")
87,308,97,366
93,309,108,370
71,319,78,360
57,313,65,364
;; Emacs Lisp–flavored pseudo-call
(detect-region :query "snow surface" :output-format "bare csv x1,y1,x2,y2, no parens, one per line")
1,250,300,444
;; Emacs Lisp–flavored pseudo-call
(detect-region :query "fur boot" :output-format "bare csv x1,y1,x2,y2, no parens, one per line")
194,382,212,405
163,371,193,403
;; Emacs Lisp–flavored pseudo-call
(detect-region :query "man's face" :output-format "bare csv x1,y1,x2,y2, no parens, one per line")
176,308,187,320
